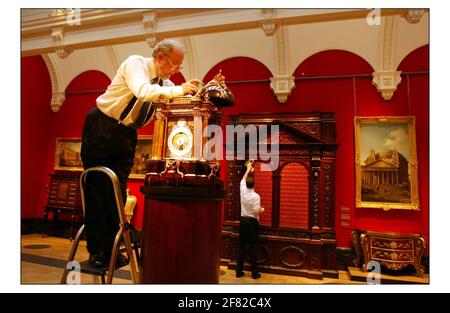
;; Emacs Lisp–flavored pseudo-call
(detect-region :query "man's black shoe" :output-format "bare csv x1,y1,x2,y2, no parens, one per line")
88,252,106,268
236,271,245,278
252,272,261,279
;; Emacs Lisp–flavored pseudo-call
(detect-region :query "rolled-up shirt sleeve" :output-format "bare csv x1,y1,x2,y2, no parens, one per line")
123,56,183,102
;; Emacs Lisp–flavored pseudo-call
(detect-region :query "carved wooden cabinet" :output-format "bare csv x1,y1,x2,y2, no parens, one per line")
360,231,425,277
43,172,82,240
222,112,338,279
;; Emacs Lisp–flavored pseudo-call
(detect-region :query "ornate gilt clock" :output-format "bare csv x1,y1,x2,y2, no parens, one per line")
150,98,222,161
144,72,232,179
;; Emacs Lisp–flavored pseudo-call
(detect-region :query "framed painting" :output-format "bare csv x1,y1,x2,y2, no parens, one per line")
54,138,83,171
354,116,419,210
130,135,153,179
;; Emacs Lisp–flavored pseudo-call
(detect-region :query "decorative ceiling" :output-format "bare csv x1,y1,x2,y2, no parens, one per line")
21,8,429,110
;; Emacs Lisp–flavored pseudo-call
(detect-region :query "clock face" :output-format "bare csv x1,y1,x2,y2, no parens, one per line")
167,120,193,159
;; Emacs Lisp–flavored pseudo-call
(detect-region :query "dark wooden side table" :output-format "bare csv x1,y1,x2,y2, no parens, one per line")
140,163,224,284
43,173,82,240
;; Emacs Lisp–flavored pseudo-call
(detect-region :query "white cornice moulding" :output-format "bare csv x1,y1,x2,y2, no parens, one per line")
270,26,293,102
372,71,402,100
106,46,120,74
22,9,390,56
181,37,197,81
270,75,295,103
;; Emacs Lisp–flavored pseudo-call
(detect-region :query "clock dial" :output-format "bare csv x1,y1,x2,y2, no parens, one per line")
172,133,189,151
167,121,193,158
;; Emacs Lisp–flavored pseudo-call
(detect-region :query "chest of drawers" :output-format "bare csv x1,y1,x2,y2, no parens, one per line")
43,173,82,240
360,231,425,277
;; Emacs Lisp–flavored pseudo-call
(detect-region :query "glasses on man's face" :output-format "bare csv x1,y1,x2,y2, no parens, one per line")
165,55,183,70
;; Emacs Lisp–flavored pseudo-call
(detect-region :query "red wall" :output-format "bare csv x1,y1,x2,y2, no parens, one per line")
21,56,52,218
20,60,187,229
21,63,111,220
354,46,429,246
21,47,428,250
202,48,429,249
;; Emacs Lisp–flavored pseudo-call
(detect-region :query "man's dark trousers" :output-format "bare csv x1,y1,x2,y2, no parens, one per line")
236,216,259,275
80,107,137,257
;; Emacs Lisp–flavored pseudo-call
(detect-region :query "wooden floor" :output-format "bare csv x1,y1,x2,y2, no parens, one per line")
21,234,427,285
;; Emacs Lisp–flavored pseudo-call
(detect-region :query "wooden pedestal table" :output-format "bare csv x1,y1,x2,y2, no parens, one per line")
140,171,224,283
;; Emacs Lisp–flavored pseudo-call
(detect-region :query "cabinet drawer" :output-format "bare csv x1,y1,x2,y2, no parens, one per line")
371,237,413,250
371,248,414,262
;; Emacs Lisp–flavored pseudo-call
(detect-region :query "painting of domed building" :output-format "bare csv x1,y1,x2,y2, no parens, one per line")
361,148,410,203
354,116,419,210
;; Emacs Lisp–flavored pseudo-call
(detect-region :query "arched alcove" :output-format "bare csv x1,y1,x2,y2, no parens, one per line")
202,57,276,115
65,70,111,92
285,49,375,112
397,44,429,72
293,49,374,77
203,56,273,82
54,70,111,137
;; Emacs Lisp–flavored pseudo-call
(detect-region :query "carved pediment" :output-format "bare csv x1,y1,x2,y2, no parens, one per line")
232,120,326,145
228,112,336,146
267,120,324,145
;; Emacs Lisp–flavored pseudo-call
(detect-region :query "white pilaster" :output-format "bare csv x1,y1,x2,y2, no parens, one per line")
42,53,66,112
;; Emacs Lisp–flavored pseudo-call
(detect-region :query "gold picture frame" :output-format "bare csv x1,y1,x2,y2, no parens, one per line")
129,135,153,179
354,116,419,211
54,138,83,171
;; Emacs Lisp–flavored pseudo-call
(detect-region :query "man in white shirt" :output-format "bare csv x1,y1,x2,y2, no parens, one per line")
81,39,199,268
236,161,265,279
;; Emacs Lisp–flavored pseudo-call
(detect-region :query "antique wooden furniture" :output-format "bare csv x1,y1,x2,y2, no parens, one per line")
140,177,224,283
140,97,225,283
359,230,425,277
222,112,339,279
43,172,82,240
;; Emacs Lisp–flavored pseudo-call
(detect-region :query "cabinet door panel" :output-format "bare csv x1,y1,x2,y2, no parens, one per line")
279,162,309,228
